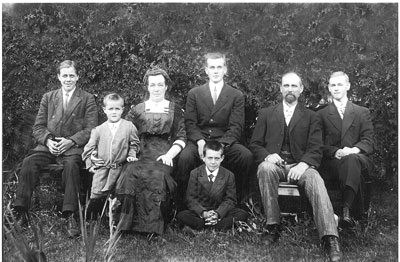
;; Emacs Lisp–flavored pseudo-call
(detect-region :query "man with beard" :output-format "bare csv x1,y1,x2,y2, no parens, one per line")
249,72,341,262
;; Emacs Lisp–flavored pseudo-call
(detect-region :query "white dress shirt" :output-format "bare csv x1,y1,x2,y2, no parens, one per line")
283,101,297,125
209,81,224,104
205,166,219,183
333,97,348,119
62,87,76,110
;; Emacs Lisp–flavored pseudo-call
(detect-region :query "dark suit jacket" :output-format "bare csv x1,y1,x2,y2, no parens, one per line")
249,103,322,167
32,87,98,155
317,101,374,159
186,164,237,218
185,82,245,146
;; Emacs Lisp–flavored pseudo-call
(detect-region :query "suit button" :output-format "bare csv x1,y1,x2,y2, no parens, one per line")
209,130,212,133
210,119,214,122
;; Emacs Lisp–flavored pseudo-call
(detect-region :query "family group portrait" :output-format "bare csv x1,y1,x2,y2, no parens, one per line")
2,2,398,262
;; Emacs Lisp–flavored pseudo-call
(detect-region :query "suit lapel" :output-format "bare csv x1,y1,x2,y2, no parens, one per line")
326,103,342,132
201,83,215,113
341,101,355,140
210,169,225,194
289,104,304,133
52,89,64,121
199,167,212,192
64,88,82,120
273,103,285,134
211,84,228,117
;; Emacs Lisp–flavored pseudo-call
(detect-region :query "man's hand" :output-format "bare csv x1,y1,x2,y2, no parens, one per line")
157,154,173,166
88,166,97,173
54,137,75,155
197,139,206,159
46,138,60,156
287,162,309,182
334,149,344,159
335,147,360,160
265,153,285,166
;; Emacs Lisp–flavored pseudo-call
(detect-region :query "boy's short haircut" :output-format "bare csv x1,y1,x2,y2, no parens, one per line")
103,93,124,107
203,140,224,156
203,52,226,67
58,60,78,75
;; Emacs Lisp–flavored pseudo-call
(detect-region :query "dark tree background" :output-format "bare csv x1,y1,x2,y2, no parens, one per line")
2,3,397,186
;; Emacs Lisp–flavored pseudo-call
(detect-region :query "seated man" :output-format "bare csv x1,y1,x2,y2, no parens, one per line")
13,60,98,237
318,71,374,227
176,140,248,232
249,72,341,262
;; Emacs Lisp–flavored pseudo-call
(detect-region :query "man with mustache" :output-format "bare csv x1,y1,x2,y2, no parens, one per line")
249,72,341,261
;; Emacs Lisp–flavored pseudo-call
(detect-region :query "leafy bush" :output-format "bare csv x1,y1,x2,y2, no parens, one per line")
2,3,397,183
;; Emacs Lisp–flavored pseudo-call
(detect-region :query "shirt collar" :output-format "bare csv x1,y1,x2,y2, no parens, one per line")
283,101,297,112
62,87,76,97
209,80,224,91
107,119,122,128
333,97,348,108
205,166,219,177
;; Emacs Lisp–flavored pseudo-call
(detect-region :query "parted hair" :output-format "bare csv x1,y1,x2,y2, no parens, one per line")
203,140,224,156
103,93,124,107
58,60,78,75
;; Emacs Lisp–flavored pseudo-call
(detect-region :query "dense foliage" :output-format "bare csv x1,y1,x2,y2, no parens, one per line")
2,3,397,183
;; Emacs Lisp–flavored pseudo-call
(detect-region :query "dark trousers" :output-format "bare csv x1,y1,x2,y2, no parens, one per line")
176,208,248,231
175,141,254,208
15,151,82,213
320,154,374,215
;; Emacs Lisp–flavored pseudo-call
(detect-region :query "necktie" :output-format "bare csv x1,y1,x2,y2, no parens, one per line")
63,92,70,111
208,174,214,184
339,104,345,119
284,108,293,125
212,86,217,104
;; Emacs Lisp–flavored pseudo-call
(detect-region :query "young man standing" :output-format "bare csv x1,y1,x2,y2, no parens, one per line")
176,52,253,208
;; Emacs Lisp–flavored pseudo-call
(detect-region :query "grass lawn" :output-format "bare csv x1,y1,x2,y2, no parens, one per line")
2,169,398,262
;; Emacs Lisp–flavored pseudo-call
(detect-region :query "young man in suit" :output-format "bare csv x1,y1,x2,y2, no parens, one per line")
249,72,341,262
176,52,253,208
176,140,248,232
14,60,98,237
318,71,374,227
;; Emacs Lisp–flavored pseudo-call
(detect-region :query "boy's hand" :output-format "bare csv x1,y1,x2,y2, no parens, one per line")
91,154,105,166
88,166,97,173
126,156,138,162
204,210,219,225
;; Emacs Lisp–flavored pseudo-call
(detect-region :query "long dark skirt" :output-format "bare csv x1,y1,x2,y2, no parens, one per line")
115,136,176,235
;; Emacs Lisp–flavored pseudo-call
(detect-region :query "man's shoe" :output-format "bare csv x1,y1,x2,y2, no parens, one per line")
261,224,280,246
66,214,80,238
322,235,342,262
341,206,355,228
181,225,198,237
15,210,29,230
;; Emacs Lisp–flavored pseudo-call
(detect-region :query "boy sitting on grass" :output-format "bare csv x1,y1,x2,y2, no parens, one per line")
177,140,248,233
82,93,140,217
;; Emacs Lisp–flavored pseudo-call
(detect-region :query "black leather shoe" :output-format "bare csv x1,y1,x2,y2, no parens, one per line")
66,213,80,238
322,235,342,262
261,224,280,246
341,206,355,228
15,210,29,229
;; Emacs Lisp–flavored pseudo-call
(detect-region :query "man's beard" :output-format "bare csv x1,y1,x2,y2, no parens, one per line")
284,93,297,104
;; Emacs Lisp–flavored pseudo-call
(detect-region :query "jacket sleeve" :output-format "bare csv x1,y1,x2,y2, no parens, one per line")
249,108,270,164
300,112,323,168
127,122,140,158
69,93,98,146
215,172,236,218
219,92,245,145
186,171,206,216
33,93,52,145
355,108,375,154
82,127,99,169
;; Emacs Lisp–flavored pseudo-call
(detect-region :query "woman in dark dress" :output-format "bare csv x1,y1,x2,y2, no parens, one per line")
115,67,186,235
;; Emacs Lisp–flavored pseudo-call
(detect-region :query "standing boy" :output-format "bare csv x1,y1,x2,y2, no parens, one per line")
176,140,248,232
82,93,140,206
